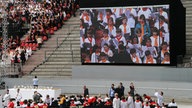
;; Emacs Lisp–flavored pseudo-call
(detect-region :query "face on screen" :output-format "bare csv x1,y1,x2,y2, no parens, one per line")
80,5,170,64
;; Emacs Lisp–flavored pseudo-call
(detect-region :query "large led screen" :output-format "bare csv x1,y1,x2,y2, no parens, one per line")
80,5,170,64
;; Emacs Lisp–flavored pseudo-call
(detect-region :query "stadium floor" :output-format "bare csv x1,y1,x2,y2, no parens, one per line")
0,77,192,107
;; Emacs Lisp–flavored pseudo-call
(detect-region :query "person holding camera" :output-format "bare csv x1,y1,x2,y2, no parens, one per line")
33,91,42,103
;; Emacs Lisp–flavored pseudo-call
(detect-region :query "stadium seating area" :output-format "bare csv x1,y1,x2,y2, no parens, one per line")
0,0,80,76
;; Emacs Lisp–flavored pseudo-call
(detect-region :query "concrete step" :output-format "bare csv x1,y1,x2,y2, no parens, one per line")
64,22,79,25
50,55,81,58
47,58,81,62
46,51,80,55
44,62,81,65
56,34,79,38
34,68,72,72
31,72,72,76
37,65,72,69
59,44,80,48
61,40,80,43
53,47,80,50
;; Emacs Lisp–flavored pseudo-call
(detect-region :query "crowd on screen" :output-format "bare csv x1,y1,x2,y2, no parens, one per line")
2,82,178,108
0,0,79,65
80,6,170,64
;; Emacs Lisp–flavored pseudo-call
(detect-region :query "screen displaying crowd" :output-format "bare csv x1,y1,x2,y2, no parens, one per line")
80,5,170,64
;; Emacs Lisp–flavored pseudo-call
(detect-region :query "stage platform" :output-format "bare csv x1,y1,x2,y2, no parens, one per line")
8,87,61,101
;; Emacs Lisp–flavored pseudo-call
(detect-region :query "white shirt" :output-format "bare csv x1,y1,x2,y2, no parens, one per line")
3,93,10,106
119,24,131,35
101,36,111,47
127,96,134,108
160,11,168,20
16,92,22,102
99,60,110,63
103,14,116,24
124,8,137,28
143,57,157,64
144,105,151,108
138,8,152,20
33,78,38,85
135,101,142,108
141,46,158,58
80,14,92,26
91,52,100,63
105,25,117,37
120,100,128,108
80,37,85,48
101,48,113,57
130,54,142,63
84,37,96,47
164,32,170,45
113,98,120,108
114,36,126,47
154,21,169,33
150,36,162,47
168,102,177,107
154,92,164,106
112,8,123,18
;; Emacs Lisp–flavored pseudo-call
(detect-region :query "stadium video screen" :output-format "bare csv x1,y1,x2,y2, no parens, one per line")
80,5,170,64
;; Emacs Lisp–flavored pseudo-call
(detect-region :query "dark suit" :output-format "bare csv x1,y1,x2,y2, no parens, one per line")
84,88,89,97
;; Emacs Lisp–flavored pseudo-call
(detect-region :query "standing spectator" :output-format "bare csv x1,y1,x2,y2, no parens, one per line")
33,91,42,103
7,99,14,108
36,35,43,50
127,92,134,108
3,90,11,108
168,99,177,107
58,94,66,108
104,94,110,102
135,97,142,108
113,93,120,108
120,96,128,108
143,94,151,102
129,82,136,99
83,85,89,97
15,89,22,103
20,50,26,65
44,95,51,107
143,102,150,108
119,82,125,98
33,76,38,89
109,84,115,101
154,90,164,107
115,85,121,98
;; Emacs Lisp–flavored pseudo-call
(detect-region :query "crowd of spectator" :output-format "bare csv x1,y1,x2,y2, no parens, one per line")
2,82,178,108
0,0,79,66
80,6,170,64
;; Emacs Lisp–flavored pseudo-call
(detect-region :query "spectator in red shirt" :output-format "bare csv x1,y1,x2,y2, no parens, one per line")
7,99,14,108
39,102,48,108
143,94,151,102
33,102,40,108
